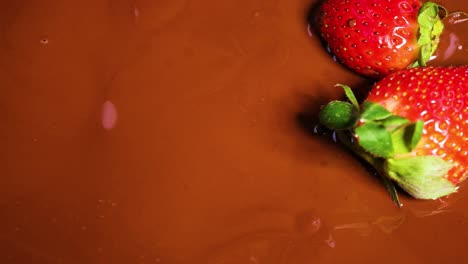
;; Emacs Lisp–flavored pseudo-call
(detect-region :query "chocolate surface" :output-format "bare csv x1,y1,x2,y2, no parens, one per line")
2,0,468,263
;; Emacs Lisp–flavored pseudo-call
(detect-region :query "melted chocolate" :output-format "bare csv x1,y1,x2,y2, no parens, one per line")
2,0,468,263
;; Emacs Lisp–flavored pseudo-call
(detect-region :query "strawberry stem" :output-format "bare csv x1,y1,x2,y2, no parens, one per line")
319,101,359,130
337,131,402,207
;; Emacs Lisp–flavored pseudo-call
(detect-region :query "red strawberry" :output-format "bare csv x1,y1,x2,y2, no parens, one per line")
318,0,445,78
319,66,468,206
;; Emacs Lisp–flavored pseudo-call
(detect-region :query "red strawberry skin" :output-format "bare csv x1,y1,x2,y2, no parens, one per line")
366,66,468,185
319,0,422,78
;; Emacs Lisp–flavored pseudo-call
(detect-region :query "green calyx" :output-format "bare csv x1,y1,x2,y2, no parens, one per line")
319,85,456,206
386,157,456,199
412,2,446,67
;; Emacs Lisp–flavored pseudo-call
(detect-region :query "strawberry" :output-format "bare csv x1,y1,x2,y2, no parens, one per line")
318,0,445,78
319,66,468,206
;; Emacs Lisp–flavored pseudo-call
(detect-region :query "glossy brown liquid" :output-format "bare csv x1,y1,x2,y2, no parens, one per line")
2,0,468,263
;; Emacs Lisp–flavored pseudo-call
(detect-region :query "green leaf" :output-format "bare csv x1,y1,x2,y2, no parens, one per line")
355,123,394,158
416,44,432,67
379,173,402,207
386,156,456,199
319,101,359,130
360,102,392,121
336,84,359,110
382,115,410,132
391,127,411,154
410,120,424,150
391,120,425,154
415,2,445,67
